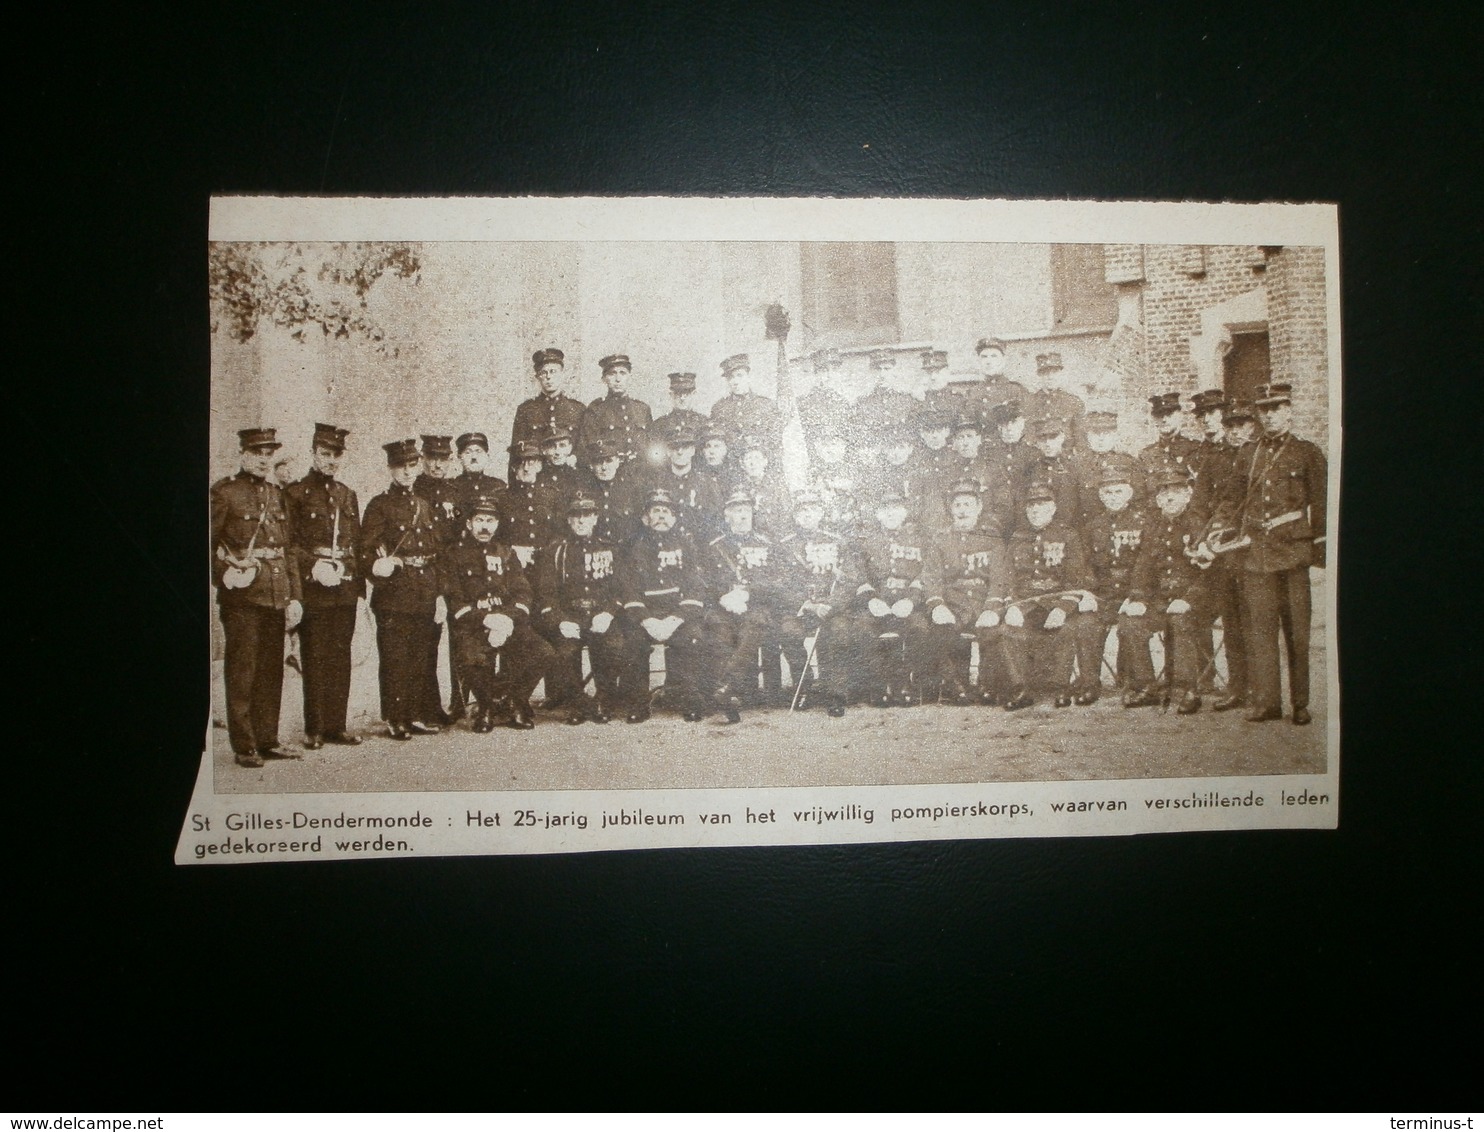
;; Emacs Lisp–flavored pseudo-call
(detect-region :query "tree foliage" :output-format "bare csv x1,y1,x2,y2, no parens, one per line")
208,242,421,352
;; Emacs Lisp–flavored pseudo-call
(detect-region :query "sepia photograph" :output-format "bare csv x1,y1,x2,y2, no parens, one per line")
180,196,1340,861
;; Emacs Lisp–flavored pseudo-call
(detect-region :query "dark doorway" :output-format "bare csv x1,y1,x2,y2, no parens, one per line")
1223,329,1271,403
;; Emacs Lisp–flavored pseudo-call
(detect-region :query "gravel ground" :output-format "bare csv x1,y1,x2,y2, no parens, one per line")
214,642,1327,794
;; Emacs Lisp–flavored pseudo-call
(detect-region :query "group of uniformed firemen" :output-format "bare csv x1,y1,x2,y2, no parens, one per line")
212,340,1326,768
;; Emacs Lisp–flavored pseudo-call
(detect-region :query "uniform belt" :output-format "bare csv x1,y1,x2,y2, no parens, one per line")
574,599,596,612
1259,510,1304,532
312,547,349,559
403,555,433,568
643,586,679,597
249,547,284,560
885,578,910,590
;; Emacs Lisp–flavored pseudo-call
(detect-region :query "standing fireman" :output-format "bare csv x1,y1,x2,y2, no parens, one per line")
212,428,304,767
361,439,445,740
284,423,363,750
1218,382,1326,724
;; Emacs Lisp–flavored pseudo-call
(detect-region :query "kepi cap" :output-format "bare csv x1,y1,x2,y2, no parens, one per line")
1192,389,1228,414
720,353,750,375
383,438,420,467
1023,481,1056,504
1254,382,1293,407
311,423,348,453
1084,411,1118,433
1149,392,1184,417
1029,418,1066,441
456,431,489,453
420,434,454,458
598,354,631,373
667,371,697,393
920,349,949,372
723,488,757,509
239,427,282,452
532,347,565,370
468,491,503,517
508,439,542,461
1222,399,1257,423
567,494,599,515
975,336,1007,354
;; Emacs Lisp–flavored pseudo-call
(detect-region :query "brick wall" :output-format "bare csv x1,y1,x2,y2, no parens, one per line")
1266,246,1330,445
1102,243,1331,453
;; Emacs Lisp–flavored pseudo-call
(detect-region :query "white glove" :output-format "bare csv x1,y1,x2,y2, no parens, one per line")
1167,598,1191,615
221,564,256,589
641,617,666,641
371,556,398,578
975,610,1000,629
1077,593,1098,613
285,600,303,631
659,614,685,640
513,545,536,569
484,612,514,647
931,604,956,626
559,620,582,640
1122,600,1147,617
804,601,832,619
1004,605,1025,628
891,598,914,618
720,588,750,615
434,595,448,624
1044,607,1067,630
591,611,614,633
868,598,891,618
310,558,343,587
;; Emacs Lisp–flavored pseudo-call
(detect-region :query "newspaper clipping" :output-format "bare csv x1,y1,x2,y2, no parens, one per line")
178,196,1340,864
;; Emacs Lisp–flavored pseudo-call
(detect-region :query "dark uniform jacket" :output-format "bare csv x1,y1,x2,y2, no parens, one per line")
776,527,862,612
636,463,725,542
359,482,441,615
579,392,653,463
851,388,919,448
1021,452,1087,524
536,534,623,626
210,471,301,609
512,392,586,454
1085,505,1150,600
710,392,783,453
1023,387,1087,446
454,471,508,521
857,522,943,610
927,377,1029,424
1137,433,1201,480
980,437,1038,496
619,528,705,621
1129,508,1210,605
1187,437,1231,512
536,462,582,500
441,539,535,629
413,473,465,547
935,524,1012,622
496,481,563,566
726,471,792,538
284,468,363,608
704,530,783,607
1217,432,1327,573
578,471,640,545
650,408,709,448
1007,519,1092,615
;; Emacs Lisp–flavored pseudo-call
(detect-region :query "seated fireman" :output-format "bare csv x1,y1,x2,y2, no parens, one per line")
1118,466,1213,713
1082,453,1151,704
441,490,554,732
857,490,942,707
1002,481,1101,710
928,480,1012,706
618,488,708,723
774,489,863,717
536,493,632,726
703,488,783,723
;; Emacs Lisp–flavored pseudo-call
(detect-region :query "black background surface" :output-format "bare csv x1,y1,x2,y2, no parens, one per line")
17,1,1479,1108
